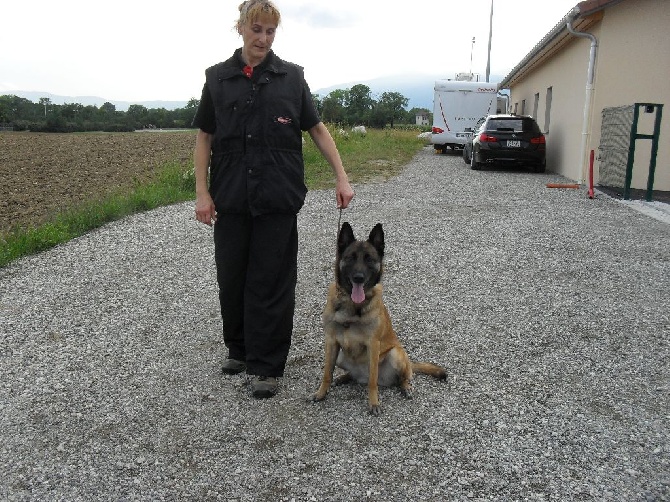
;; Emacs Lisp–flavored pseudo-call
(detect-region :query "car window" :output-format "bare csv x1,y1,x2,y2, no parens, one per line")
486,119,524,132
484,118,542,133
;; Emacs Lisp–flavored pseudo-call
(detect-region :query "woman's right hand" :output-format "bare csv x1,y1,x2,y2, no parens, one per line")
195,192,217,226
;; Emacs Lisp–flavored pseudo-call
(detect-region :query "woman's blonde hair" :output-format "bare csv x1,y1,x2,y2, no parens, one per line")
236,0,281,31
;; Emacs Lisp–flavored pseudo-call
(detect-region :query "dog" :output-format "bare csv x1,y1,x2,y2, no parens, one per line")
312,222,447,415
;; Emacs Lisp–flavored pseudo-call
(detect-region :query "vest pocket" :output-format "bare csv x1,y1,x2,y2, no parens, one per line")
209,153,248,212
249,151,306,214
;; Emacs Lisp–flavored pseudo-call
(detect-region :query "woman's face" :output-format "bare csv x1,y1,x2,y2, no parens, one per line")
239,17,277,66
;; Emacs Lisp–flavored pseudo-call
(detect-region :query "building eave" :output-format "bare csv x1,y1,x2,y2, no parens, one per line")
498,0,624,89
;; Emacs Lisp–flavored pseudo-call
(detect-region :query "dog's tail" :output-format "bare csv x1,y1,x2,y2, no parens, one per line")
412,362,447,380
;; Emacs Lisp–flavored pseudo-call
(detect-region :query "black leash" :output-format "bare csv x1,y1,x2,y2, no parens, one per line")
334,207,344,256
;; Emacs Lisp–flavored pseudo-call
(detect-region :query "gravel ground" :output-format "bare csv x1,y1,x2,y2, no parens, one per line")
1,146,669,501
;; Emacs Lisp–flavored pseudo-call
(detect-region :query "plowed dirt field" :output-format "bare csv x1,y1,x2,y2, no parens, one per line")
0,131,195,235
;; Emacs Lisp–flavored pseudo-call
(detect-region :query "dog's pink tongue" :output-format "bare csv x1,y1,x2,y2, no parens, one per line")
351,283,366,304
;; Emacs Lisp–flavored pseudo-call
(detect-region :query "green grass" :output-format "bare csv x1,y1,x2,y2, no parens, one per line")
304,125,425,188
0,126,425,268
0,162,196,268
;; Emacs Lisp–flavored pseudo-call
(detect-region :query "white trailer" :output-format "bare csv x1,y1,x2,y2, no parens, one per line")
430,80,498,152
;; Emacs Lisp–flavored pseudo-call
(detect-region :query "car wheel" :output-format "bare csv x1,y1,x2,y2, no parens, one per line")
470,149,481,170
462,147,470,164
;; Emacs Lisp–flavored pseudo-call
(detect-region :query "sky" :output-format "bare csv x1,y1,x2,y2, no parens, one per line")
1,0,581,102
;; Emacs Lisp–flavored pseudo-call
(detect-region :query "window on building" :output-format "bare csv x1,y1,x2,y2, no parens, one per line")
544,87,553,133
521,99,526,115
533,93,539,119
513,102,518,114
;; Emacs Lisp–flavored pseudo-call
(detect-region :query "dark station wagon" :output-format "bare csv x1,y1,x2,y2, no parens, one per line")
463,114,546,172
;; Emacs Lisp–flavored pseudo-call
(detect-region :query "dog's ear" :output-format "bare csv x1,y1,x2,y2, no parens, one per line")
338,222,356,255
368,223,385,258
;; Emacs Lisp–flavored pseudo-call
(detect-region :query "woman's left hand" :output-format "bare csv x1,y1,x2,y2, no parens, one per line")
336,178,354,209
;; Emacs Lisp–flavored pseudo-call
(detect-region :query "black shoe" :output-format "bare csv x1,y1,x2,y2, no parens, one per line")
251,376,278,398
221,358,246,375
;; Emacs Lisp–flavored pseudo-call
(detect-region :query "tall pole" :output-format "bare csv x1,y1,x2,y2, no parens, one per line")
470,36,475,75
486,0,493,82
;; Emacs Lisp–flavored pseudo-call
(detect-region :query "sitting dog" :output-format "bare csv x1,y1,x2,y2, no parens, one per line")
312,222,447,415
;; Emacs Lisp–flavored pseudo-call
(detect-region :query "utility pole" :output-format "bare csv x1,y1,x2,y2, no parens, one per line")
39,97,51,118
486,0,493,82
470,36,476,75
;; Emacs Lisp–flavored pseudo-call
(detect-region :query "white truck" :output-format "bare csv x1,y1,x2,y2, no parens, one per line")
430,80,499,153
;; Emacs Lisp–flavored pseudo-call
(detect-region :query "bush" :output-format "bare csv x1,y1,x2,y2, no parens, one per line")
12,120,31,131
102,123,135,132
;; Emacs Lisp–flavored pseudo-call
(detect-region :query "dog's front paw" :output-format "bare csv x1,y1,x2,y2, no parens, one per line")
401,386,414,399
368,402,382,416
311,390,328,402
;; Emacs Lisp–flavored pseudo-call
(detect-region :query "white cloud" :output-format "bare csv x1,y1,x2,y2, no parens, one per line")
280,3,358,28
0,0,580,101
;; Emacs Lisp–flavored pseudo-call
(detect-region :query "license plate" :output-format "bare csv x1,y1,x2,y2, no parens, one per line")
506,140,521,147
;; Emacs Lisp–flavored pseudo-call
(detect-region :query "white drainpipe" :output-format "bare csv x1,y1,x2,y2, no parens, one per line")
567,9,598,184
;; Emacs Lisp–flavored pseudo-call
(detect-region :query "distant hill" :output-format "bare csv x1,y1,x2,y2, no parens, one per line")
314,72,505,111
4,72,505,114
1,91,187,112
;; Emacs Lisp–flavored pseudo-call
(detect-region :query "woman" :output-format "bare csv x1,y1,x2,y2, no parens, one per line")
192,0,354,398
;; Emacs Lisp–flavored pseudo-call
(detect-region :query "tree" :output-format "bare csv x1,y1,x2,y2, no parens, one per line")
311,94,323,116
61,103,83,121
79,105,99,128
127,104,149,128
346,84,373,125
45,113,68,132
321,89,347,124
177,98,200,128
0,95,40,123
146,107,170,128
100,102,116,114
377,92,409,128
0,95,16,122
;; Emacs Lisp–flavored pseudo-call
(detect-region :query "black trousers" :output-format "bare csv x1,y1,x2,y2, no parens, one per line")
213,213,298,377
